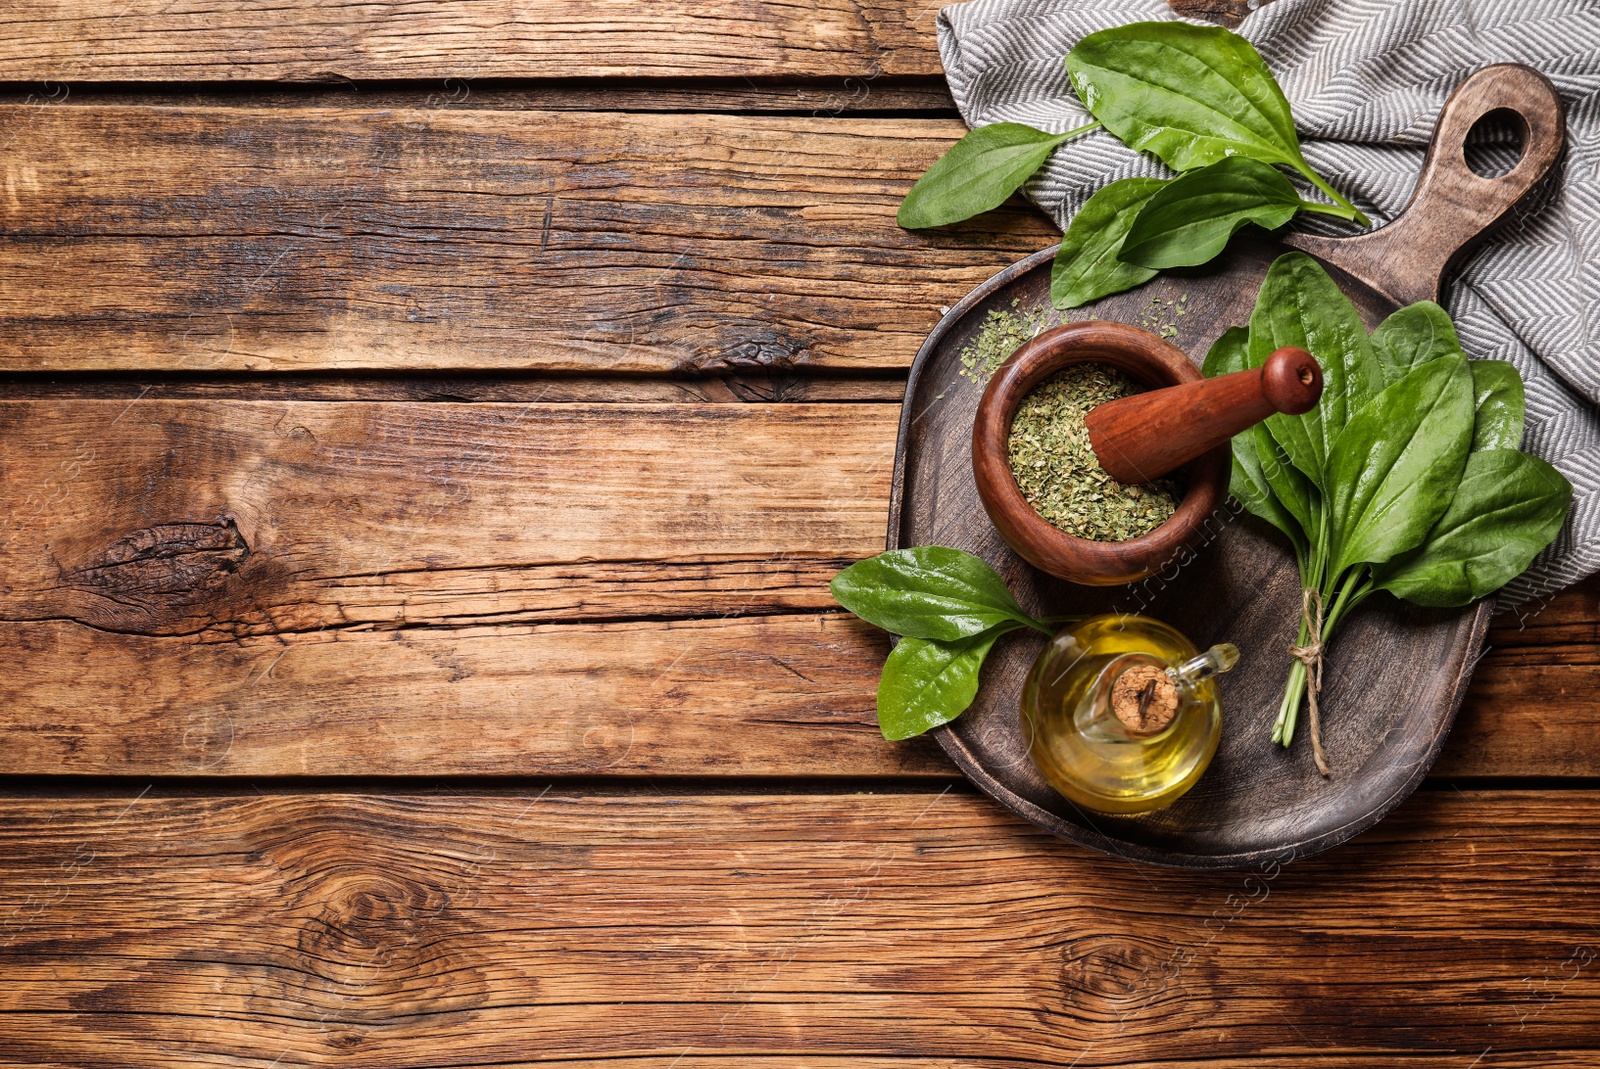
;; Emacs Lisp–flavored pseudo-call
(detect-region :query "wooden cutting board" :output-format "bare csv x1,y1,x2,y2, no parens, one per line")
887,64,1567,868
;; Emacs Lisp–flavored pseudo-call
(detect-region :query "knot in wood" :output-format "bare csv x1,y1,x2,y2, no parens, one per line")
64,518,250,634
674,328,806,375
1060,935,1172,1010
292,866,453,979
254,820,496,1028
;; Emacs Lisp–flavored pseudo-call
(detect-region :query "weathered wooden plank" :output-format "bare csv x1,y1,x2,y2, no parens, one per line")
0,80,961,116
0,613,935,776
0,105,1053,373
0,0,1249,83
0,398,936,776
0,398,1592,779
1447,663,1600,779
0,400,895,633
1487,574,1600,655
0,372,910,404
0,2,945,82
4,603,1593,780
0,789,1597,1067
1435,577,1600,778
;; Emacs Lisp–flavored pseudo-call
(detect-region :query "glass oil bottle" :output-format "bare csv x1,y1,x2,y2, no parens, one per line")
1020,614,1237,815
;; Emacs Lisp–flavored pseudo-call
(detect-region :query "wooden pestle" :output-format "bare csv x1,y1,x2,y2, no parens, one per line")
1085,347,1322,484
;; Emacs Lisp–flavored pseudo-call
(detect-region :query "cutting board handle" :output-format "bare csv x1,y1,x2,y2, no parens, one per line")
1285,63,1566,307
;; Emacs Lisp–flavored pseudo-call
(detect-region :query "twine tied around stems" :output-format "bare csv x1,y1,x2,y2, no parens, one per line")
1288,588,1331,777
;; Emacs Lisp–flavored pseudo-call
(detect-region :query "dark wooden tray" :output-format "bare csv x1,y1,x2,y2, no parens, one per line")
885,64,1564,868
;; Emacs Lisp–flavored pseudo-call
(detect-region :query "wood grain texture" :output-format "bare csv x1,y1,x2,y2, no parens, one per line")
0,399,936,777
0,105,1053,373
1488,573,1600,658
0,400,895,634
0,1,944,82
0,0,1264,82
0,397,1590,779
0,614,938,777
1448,662,1600,779
1167,0,1262,28
1,788,1598,1067
0,372,912,405
0,80,961,116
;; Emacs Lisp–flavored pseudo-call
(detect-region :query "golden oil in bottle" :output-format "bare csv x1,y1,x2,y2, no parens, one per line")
1020,614,1236,815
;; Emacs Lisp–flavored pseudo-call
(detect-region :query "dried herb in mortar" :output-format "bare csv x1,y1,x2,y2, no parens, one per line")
1008,364,1180,541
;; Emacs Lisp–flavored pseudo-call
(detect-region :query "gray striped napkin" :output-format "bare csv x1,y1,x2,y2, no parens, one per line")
936,0,1600,603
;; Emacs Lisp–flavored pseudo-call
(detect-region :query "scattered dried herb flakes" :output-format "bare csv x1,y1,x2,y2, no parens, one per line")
959,300,1060,386
1138,292,1187,340
1008,364,1181,542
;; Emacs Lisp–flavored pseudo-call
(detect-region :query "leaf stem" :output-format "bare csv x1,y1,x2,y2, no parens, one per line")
1322,569,1374,635
1280,659,1305,742
1276,567,1375,748
1295,164,1371,227
1054,120,1103,142
1296,199,1362,222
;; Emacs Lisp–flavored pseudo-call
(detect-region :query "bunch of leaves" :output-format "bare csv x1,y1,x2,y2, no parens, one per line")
897,21,1370,311
830,547,1072,740
1202,252,1571,768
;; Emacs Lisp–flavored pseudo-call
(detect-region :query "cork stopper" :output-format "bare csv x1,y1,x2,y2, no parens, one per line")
1110,665,1179,734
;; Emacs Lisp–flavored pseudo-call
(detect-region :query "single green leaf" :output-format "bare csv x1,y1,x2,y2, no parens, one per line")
1050,176,1166,309
877,623,1020,740
1253,419,1321,540
1374,449,1571,606
1370,301,1462,384
1204,327,1306,552
1250,252,1381,485
1327,355,1475,573
1118,157,1301,269
830,546,1031,641
1065,22,1299,172
1469,359,1525,451
1201,326,1250,378
1064,21,1367,223
898,122,1080,229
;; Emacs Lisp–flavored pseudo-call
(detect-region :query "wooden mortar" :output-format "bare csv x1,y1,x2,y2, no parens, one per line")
971,320,1320,586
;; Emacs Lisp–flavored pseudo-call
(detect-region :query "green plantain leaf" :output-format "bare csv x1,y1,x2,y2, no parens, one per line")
1066,22,1299,171
1254,419,1321,541
1203,327,1307,553
1201,326,1251,379
1250,252,1381,485
1469,359,1526,451
876,623,1021,740
1374,449,1570,606
898,122,1081,229
1050,176,1167,309
830,546,1032,641
1327,355,1475,573
1119,157,1302,269
1064,21,1366,223
1370,301,1462,384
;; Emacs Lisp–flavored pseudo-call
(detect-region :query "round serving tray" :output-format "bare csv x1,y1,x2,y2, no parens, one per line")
886,239,1490,869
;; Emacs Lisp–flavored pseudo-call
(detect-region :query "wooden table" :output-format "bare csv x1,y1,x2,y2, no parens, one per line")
1,2,1597,1065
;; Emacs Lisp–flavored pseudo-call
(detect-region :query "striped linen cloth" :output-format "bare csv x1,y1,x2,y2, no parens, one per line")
936,0,1600,603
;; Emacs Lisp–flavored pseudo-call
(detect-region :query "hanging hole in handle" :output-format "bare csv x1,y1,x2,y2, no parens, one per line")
1464,107,1528,179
